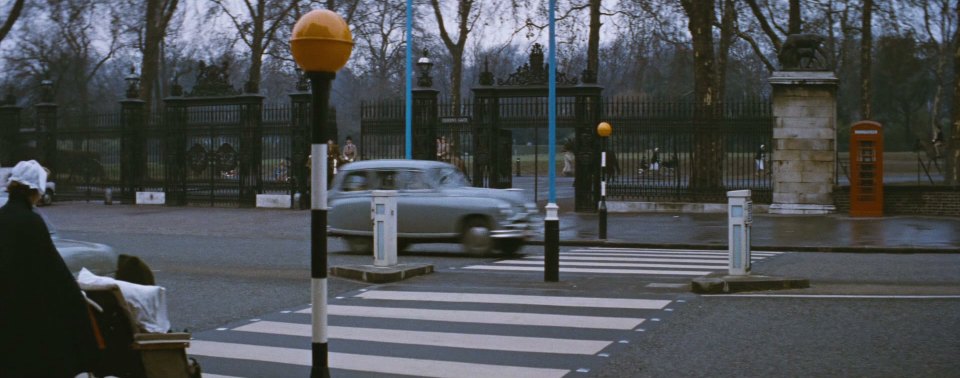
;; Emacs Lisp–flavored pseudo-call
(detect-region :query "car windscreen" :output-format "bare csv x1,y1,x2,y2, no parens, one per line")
436,167,469,188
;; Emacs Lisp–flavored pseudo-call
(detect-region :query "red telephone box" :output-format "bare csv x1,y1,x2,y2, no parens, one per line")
849,121,883,217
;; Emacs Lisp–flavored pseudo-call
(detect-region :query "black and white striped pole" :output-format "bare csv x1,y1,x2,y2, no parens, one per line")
597,122,611,239
290,10,353,378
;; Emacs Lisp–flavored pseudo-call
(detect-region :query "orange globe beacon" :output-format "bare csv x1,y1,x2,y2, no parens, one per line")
597,121,612,137
290,10,354,73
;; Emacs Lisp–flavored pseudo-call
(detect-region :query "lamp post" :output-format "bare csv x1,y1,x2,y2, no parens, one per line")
597,122,612,239
125,66,141,99
545,0,559,282
416,49,433,88
290,9,353,378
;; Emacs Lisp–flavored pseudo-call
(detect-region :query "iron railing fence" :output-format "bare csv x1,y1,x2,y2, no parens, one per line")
361,96,774,203
3,104,312,206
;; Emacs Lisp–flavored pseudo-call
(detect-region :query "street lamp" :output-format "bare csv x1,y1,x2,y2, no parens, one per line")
125,66,140,99
416,49,433,88
290,9,353,378
597,122,612,239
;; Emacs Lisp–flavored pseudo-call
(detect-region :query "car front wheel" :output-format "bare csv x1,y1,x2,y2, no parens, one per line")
40,190,54,206
461,217,493,255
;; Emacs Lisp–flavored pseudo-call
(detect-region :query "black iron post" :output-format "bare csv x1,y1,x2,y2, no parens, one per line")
308,71,334,378
516,157,521,177
596,121,612,239
545,204,559,282
599,136,607,239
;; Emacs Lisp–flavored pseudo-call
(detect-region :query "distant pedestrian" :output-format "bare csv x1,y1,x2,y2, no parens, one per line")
755,144,767,175
932,126,945,158
649,147,660,173
604,149,620,179
0,160,99,377
342,136,358,163
562,141,575,177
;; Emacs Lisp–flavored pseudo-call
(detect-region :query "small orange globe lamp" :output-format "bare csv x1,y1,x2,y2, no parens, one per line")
597,121,612,137
290,9,352,378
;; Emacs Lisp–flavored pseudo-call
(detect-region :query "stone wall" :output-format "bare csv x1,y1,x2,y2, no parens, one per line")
768,71,839,215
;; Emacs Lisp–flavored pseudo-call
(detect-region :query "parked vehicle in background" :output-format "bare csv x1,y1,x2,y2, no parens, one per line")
327,160,537,255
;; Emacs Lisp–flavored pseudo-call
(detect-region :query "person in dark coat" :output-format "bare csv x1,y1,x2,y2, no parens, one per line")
0,160,99,377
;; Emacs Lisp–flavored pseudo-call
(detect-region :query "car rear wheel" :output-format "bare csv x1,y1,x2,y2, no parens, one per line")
461,217,493,255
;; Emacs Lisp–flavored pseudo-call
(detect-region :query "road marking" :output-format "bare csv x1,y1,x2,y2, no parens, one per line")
463,265,712,276
646,283,689,289
233,321,612,355
294,305,644,330
572,248,782,257
189,340,570,378
496,259,725,270
557,253,775,263
354,290,672,309
704,294,960,299
560,252,730,260
201,374,244,378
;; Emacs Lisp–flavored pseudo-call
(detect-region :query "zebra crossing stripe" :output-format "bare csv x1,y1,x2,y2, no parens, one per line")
188,340,570,378
518,255,734,264
561,252,731,259
463,265,712,276
232,321,612,355
294,305,644,330
569,249,782,257
354,290,672,309
494,260,725,270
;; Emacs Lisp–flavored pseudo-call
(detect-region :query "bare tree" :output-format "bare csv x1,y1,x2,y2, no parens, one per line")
140,0,179,111
350,0,406,99
209,0,298,93
681,0,723,190
860,0,872,120
0,0,25,44
951,0,960,185
429,0,481,112
3,0,124,114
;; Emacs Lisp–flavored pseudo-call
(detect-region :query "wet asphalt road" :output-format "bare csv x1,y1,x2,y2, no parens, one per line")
40,203,960,376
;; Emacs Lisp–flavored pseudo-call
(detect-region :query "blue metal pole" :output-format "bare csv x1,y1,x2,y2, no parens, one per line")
544,0,559,282
405,0,413,159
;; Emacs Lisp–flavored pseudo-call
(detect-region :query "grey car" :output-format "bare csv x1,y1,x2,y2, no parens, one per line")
327,159,537,254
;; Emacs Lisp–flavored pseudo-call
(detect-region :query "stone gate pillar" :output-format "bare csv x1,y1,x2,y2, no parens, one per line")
120,98,146,202
237,94,264,208
412,88,438,161
0,94,21,166
768,71,838,214
163,90,188,206
291,88,311,209
35,96,58,170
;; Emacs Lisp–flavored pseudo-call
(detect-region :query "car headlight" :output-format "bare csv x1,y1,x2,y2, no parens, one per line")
498,203,513,216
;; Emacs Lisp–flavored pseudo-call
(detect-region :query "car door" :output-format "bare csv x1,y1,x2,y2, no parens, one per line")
391,169,444,236
328,169,374,234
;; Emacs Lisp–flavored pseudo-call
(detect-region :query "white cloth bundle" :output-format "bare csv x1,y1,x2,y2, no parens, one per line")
77,268,171,333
